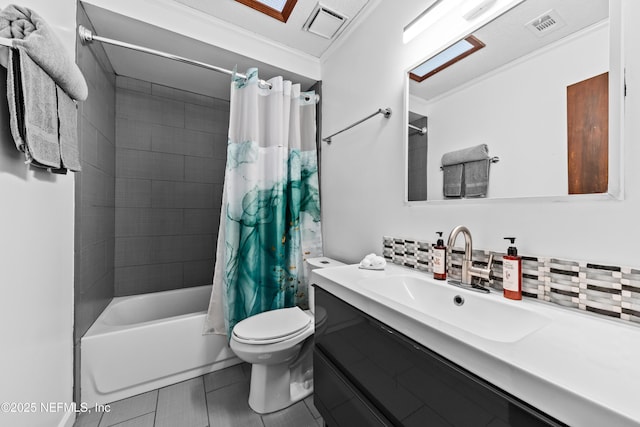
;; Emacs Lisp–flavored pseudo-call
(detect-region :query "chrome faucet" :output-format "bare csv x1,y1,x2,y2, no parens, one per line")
447,225,494,290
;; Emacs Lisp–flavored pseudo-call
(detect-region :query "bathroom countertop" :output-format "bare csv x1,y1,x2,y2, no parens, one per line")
312,263,640,427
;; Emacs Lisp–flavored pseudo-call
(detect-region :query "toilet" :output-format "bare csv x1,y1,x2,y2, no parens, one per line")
229,256,344,414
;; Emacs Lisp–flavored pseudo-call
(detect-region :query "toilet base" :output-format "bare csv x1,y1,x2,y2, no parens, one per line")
248,362,313,414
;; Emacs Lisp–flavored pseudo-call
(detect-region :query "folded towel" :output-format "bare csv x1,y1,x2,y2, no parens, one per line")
0,4,88,101
360,253,386,270
441,144,489,166
57,86,81,171
464,158,490,197
443,163,463,198
7,48,61,169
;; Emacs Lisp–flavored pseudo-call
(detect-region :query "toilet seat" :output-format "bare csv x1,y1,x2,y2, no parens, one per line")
232,307,312,345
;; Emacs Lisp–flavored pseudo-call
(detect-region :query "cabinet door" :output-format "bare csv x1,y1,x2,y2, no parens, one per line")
314,349,391,427
314,286,565,427
567,72,609,194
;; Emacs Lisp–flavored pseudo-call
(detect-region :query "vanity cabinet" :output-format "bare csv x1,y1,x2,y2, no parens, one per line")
313,285,565,427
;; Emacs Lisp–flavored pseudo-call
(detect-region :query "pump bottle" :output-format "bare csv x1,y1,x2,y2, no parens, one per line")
502,237,522,300
433,232,447,280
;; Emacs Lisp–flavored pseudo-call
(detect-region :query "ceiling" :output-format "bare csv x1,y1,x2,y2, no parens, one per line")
80,0,372,100
80,0,608,103
174,0,371,58
409,0,609,101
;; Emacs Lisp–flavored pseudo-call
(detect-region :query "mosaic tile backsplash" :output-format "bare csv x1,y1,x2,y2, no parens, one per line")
383,236,640,325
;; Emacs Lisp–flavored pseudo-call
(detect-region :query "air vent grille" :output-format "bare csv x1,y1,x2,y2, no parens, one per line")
303,3,348,39
532,14,556,31
525,9,566,37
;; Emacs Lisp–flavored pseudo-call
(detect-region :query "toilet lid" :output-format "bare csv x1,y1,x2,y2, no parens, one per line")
232,307,311,343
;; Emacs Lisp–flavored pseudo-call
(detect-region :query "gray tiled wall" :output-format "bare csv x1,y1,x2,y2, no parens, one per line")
75,3,116,401
114,76,228,296
408,116,428,201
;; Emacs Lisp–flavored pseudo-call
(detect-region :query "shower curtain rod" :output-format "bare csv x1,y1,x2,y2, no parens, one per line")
77,26,271,88
323,107,392,144
77,25,318,103
408,123,427,135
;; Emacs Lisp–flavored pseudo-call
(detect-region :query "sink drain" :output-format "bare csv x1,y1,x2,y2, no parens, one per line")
453,295,465,306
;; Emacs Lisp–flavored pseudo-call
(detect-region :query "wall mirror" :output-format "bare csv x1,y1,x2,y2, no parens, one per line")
405,0,622,203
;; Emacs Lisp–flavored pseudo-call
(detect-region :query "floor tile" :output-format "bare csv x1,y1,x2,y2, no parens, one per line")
109,413,155,427
262,401,318,427
74,408,103,427
203,362,247,392
75,364,324,427
206,381,263,427
98,390,157,427
155,377,208,427
304,395,321,419
241,362,252,378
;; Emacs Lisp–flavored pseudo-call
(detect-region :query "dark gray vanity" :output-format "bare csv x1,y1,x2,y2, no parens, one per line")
313,285,564,427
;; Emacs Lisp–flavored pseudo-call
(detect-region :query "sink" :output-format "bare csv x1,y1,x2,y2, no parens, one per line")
359,275,551,342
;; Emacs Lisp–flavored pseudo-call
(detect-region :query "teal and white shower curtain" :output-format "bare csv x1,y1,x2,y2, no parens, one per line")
204,68,323,337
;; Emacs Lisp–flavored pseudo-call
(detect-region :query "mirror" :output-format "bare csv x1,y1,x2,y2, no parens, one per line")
405,0,619,202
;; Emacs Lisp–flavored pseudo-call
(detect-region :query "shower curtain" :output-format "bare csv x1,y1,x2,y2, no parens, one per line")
204,68,323,337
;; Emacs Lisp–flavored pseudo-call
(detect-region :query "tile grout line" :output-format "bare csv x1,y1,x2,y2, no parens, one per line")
152,385,159,427
201,375,212,427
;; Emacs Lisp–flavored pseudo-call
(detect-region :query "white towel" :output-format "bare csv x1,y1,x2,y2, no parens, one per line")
464,158,490,197
441,144,489,166
441,144,491,198
7,48,61,169
360,253,386,270
443,163,463,198
0,4,88,101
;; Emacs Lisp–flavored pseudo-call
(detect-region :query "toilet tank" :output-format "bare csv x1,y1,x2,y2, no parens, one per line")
306,257,345,313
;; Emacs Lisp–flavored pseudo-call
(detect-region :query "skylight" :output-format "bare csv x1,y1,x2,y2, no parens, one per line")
235,0,298,22
410,36,485,82
255,0,287,10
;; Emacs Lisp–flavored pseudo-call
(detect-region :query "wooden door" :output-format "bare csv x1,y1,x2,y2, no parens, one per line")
567,72,609,194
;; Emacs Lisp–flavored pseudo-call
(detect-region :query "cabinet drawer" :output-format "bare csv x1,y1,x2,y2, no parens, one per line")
314,285,565,427
314,348,391,427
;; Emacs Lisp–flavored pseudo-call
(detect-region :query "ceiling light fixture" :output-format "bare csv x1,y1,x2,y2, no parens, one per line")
403,0,524,44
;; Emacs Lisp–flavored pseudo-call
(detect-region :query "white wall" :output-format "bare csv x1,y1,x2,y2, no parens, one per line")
320,0,640,267
419,23,608,200
0,2,77,427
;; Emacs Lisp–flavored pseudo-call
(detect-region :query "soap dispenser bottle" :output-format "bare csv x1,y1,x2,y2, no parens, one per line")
502,237,522,300
433,232,447,280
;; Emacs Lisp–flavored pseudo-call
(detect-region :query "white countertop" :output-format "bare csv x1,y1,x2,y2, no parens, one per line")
312,263,640,427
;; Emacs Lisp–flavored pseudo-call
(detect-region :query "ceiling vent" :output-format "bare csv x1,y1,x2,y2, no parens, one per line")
303,3,348,39
525,9,566,37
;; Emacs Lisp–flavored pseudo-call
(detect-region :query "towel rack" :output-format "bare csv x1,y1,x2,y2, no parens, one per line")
323,107,392,144
408,123,427,135
440,156,500,170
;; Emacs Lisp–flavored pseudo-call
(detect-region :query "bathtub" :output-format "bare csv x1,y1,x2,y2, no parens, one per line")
81,285,240,406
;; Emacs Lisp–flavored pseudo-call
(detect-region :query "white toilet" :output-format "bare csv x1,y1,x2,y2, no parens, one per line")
229,256,344,414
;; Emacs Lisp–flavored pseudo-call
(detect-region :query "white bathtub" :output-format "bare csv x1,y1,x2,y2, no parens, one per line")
81,285,240,406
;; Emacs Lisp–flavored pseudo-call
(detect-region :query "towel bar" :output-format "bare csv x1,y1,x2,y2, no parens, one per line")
323,107,392,144
440,156,499,170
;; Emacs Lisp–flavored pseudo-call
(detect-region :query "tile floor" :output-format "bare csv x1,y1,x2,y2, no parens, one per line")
73,363,323,427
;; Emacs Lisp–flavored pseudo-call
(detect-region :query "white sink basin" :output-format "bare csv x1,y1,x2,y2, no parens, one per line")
359,274,551,342
313,264,640,426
